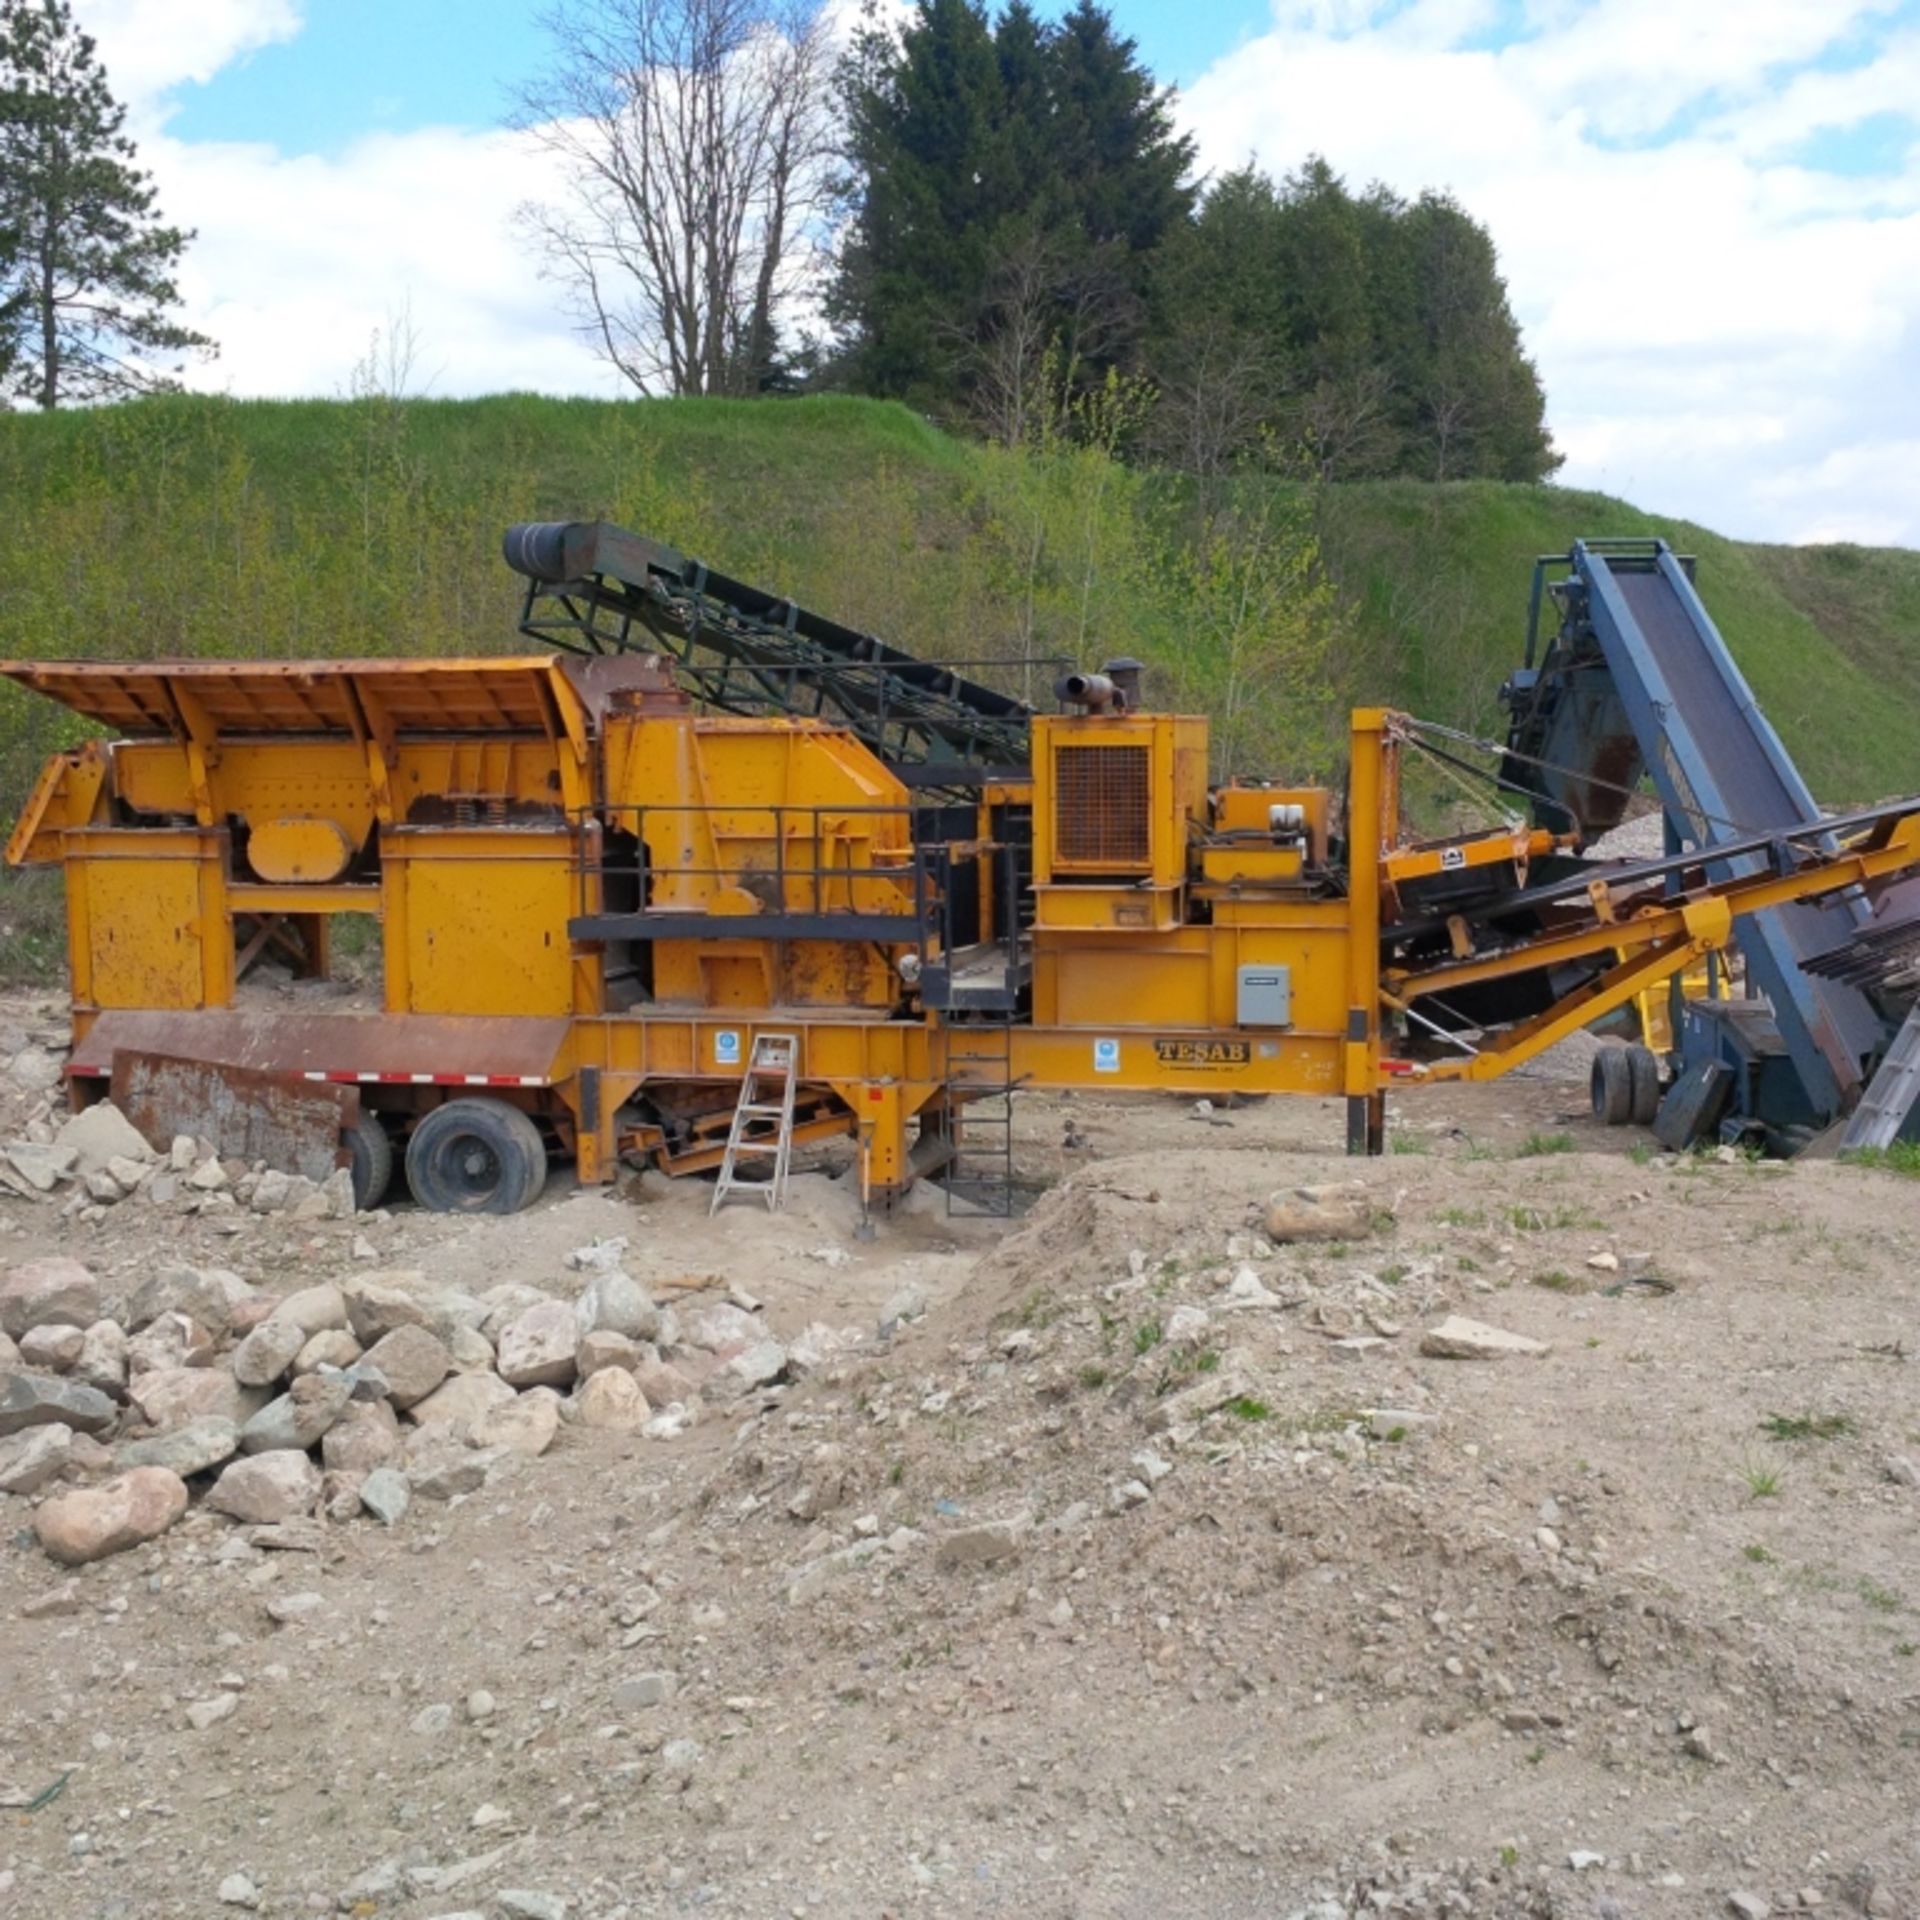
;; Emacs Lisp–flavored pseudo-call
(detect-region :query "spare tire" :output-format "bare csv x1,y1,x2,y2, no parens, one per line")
1590,1046,1633,1126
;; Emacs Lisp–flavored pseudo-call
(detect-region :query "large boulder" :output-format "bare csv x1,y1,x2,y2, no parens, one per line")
1264,1183,1373,1243
239,1374,351,1454
18,1324,84,1373
0,1258,101,1339
575,1270,660,1344
127,1312,216,1376
0,1370,117,1439
341,1273,437,1345
52,1102,154,1179
0,1424,74,1495
321,1399,402,1475
119,1415,240,1478
268,1284,348,1338
293,1329,362,1374
407,1370,515,1436
361,1326,451,1411
572,1366,650,1434
126,1367,260,1432
34,1467,187,1565
496,1301,579,1390
230,1318,307,1390
207,1451,321,1525
123,1265,254,1335
475,1388,562,1458
72,1321,129,1396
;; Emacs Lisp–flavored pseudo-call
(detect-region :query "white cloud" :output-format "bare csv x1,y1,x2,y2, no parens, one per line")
1178,0,1920,544
81,0,303,113
67,0,625,401
153,126,622,400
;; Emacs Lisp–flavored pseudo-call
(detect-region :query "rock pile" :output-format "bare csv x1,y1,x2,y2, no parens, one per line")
0,1098,356,1225
0,1237,823,1566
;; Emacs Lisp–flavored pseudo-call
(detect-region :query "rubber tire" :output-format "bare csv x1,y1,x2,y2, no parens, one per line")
404,1098,548,1215
1624,1044,1662,1127
345,1111,394,1212
1590,1046,1633,1126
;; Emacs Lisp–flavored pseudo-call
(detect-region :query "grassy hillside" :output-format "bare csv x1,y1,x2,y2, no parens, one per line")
1,392,1915,815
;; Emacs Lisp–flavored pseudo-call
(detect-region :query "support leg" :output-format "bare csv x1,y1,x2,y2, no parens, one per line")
1346,1092,1385,1156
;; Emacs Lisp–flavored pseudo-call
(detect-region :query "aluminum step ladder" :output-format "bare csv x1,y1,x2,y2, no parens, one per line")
710,1033,799,1215
1841,1001,1920,1152
944,1018,1019,1217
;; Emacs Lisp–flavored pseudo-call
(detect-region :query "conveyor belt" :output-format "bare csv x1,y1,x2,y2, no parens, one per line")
503,520,1032,787
1587,547,1884,1115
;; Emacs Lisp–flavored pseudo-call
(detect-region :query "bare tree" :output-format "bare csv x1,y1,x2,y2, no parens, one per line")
514,0,837,397
959,228,1137,448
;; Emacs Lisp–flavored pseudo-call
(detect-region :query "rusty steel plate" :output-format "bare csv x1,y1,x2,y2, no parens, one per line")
112,1051,357,1185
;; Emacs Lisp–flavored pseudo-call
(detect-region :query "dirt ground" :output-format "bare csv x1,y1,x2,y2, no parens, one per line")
3,991,1919,1920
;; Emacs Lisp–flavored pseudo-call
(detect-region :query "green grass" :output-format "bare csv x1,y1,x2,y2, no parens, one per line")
1514,1131,1577,1158
1844,1142,1920,1178
1223,1396,1273,1422
1761,1413,1854,1442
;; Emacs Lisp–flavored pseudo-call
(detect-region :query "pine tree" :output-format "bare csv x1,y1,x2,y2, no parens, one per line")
831,0,1192,425
0,0,213,409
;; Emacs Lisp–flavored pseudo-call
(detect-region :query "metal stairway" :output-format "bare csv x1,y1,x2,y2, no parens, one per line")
943,1019,1018,1217
1841,1002,1920,1152
710,1033,799,1215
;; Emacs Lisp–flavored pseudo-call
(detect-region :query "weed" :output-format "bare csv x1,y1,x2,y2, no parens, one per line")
1389,1133,1430,1155
1845,1141,1920,1178
1224,1396,1272,1422
1018,1289,1064,1330
1524,1745,1545,1766
1377,1263,1409,1286
1439,1206,1486,1228
1457,1255,1479,1273
1762,1413,1854,1442
1531,1270,1584,1294
887,1459,905,1486
1077,1364,1109,1391
1504,1202,1599,1233
1498,1845,1519,1869
1896,1643,1917,1657
1194,1348,1221,1373
1741,1452,1784,1500
1743,1543,1774,1564
1515,1131,1576,1158
1132,1320,1164,1356
1858,1577,1903,1614
1627,1141,1656,1166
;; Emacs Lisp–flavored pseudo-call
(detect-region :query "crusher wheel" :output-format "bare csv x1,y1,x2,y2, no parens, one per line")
344,1111,395,1211
404,1097,549,1214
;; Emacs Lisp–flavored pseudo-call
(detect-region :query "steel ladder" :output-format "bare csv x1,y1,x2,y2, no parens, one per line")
1841,1001,1920,1153
710,1033,800,1215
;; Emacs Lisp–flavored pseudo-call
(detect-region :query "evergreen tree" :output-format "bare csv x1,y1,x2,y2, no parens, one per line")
831,0,1193,426
1147,157,1556,482
0,0,212,410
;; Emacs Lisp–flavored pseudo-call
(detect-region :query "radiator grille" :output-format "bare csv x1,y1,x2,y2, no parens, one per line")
1053,744,1151,869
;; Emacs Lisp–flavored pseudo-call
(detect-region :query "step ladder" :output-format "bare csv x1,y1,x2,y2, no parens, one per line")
945,1018,1018,1217
710,1033,799,1215
1842,1001,1920,1152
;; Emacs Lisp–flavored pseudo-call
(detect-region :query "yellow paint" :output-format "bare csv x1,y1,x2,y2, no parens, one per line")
248,816,356,884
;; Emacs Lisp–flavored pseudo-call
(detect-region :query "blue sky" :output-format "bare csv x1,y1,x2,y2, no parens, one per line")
73,0,1920,545
163,0,1275,152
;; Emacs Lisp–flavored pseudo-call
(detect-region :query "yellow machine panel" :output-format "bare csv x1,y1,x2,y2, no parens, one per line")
65,829,231,1011
381,829,578,1018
